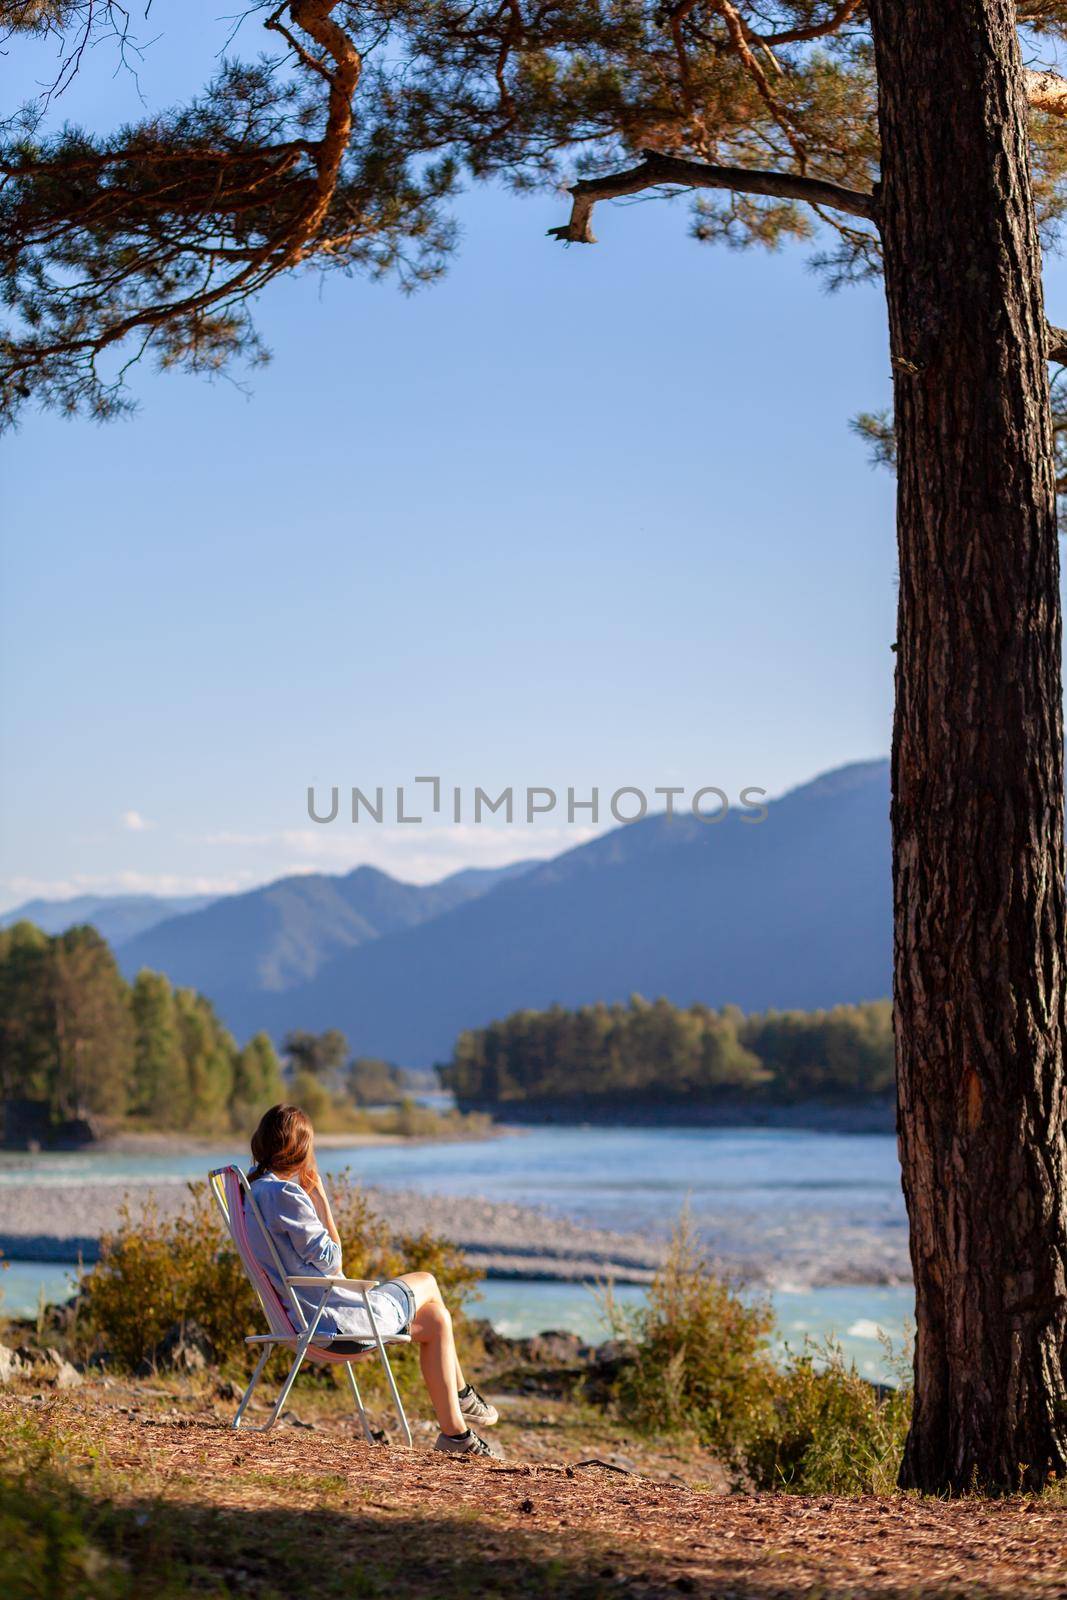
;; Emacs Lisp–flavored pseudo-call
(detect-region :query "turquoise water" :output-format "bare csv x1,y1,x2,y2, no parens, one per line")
476,1279,913,1382
0,1123,905,1233
0,1264,912,1383
1,1260,82,1320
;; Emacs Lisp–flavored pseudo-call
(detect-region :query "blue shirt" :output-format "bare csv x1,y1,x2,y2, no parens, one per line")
247,1171,392,1338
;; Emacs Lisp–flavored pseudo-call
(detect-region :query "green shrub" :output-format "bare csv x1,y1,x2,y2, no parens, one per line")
610,1212,912,1493
78,1172,480,1376
372,1098,492,1139
611,1212,777,1454
737,1338,912,1494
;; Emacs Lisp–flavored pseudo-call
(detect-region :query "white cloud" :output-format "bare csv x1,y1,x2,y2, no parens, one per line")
0,869,261,914
195,820,605,883
1,818,607,917
121,810,155,833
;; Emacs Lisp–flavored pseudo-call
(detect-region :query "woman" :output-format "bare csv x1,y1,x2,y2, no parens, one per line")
246,1103,500,1457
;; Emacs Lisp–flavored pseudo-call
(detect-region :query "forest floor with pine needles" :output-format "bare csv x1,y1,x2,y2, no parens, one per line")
3,1381,1066,1600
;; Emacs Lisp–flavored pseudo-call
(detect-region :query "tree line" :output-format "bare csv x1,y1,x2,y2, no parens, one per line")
0,921,283,1133
439,996,894,1106
0,920,415,1137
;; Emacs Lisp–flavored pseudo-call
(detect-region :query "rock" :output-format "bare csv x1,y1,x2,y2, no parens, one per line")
522,1330,589,1365
5,1342,82,1388
476,1323,593,1367
137,1319,216,1375
469,1318,511,1357
582,1338,637,1402
0,1343,26,1383
480,1322,638,1402
44,1349,83,1388
591,1338,635,1366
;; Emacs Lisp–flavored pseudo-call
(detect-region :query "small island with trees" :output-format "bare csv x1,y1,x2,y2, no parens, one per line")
439,996,895,1128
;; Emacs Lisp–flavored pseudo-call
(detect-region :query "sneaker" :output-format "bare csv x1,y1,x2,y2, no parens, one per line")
434,1428,504,1459
459,1384,499,1427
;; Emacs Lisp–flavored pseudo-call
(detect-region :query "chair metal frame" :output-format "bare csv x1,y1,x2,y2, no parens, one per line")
209,1165,413,1444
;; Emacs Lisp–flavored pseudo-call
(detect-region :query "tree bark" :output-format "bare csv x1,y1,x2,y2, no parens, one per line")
866,0,1067,1491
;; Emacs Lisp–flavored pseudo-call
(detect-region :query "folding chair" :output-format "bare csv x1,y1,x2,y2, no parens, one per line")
209,1165,413,1444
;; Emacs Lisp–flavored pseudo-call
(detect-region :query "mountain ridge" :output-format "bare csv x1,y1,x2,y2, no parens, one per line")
245,758,893,1063
115,858,536,997
0,893,215,946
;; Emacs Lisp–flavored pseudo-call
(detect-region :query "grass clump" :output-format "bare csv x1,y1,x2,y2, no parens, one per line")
610,1212,912,1494
0,1401,187,1600
738,1337,912,1494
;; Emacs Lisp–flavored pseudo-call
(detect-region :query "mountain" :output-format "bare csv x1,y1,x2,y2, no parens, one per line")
240,759,892,1065
116,860,536,1002
0,893,214,945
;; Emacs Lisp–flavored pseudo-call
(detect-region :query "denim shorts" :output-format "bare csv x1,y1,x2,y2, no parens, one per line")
373,1277,416,1334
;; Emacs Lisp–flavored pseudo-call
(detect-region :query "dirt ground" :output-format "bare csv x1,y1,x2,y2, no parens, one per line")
4,1384,1065,1599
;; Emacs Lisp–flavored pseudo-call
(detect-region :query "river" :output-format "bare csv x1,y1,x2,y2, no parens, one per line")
0,1124,912,1381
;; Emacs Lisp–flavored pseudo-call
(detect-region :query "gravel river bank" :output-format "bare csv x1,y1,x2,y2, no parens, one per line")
0,1179,664,1282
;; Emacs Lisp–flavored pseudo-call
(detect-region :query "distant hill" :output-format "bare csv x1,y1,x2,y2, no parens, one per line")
0,893,214,945
239,759,892,1065
116,859,535,1000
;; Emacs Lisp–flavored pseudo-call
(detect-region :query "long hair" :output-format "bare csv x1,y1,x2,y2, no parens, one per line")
248,1103,314,1184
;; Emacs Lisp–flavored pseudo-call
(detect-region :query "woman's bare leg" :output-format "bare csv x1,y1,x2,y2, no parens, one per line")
397,1271,466,1433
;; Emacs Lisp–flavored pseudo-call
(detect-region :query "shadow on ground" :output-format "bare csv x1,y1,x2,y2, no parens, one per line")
4,1461,1064,1600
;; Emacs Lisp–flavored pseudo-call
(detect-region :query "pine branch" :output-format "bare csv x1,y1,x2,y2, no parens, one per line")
1047,322,1067,362
547,150,876,245
753,0,863,48
1025,68,1067,116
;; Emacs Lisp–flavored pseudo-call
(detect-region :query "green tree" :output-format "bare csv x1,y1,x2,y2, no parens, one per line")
440,997,824,1103
231,1031,285,1128
346,1055,404,1105
283,1028,349,1086
0,920,299,1136
742,1002,895,1097
48,926,133,1119
0,921,56,1103
289,1066,335,1126
129,969,183,1123
174,989,236,1132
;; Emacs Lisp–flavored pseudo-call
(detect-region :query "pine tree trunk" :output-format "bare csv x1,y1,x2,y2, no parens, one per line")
865,0,1067,1491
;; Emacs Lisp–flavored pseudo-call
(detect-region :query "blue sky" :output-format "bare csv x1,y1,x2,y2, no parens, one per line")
4,5,1050,910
